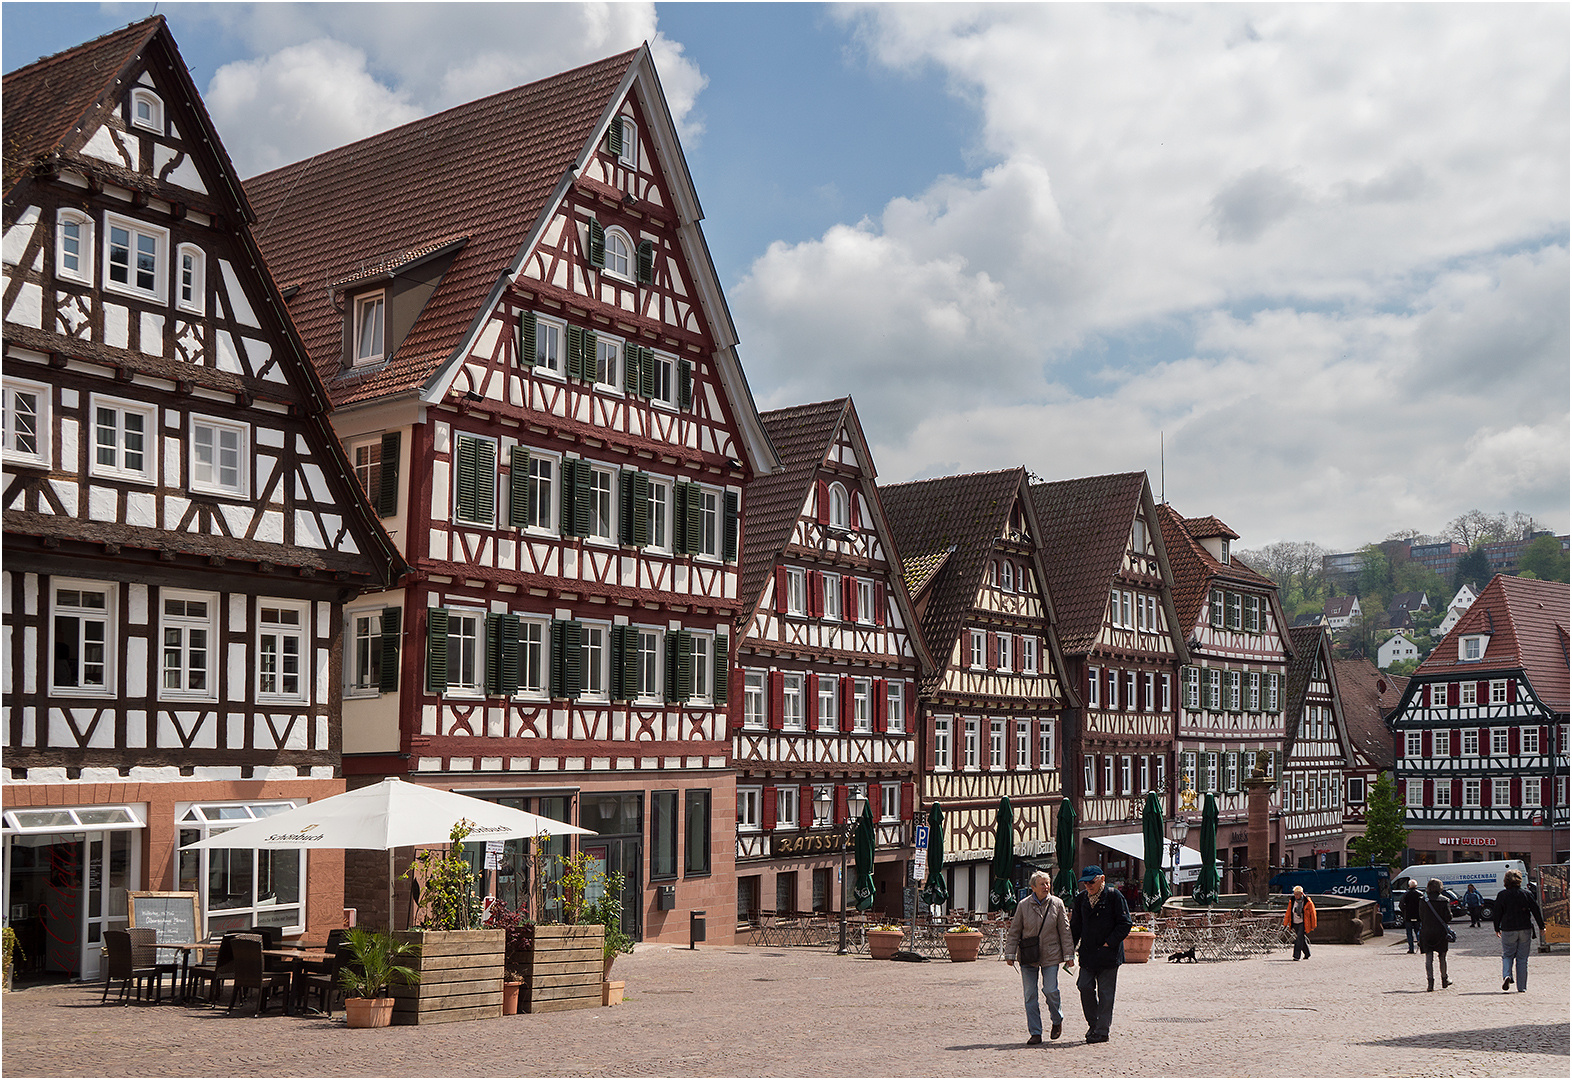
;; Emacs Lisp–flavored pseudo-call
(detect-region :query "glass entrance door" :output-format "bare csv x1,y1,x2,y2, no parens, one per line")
2,828,136,982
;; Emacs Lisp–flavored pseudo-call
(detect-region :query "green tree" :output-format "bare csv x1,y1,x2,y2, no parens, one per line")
1518,535,1569,583
1385,658,1422,677
1453,547,1492,593
1393,559,1447,603
1350,772,1409,868
1355,544,1394,611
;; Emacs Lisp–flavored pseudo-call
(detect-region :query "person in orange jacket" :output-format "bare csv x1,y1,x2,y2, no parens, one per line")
1284,885,1317,960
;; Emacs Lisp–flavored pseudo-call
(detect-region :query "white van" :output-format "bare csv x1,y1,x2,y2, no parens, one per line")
1395,860,1527,919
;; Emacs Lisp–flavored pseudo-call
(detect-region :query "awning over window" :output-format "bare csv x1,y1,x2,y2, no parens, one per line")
1087,831,1203,869
2,804,145,834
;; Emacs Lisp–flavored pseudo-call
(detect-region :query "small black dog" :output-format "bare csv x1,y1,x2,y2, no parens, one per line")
1167,947,1196,963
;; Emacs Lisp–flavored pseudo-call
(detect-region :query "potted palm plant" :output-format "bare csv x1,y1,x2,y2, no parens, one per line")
338,927,421,1029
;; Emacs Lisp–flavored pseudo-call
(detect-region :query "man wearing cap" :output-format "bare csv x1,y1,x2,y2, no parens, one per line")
1069,865,1131,1044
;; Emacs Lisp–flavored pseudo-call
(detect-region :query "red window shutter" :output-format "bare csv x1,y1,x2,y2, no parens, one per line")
840,677,853,728
1542,726,1551,754
850,491,862,529
1451,729,1460,757
1452,778,1462,807
1421,685,1429,708
1481,781,1491,808
1423,778,1433,806
987,633,999,669
806,673,819,725
762,786,777,830
907,681,918,719
774,566,789,614
1511,777,1521,806
1005,722,1016,770
844,576,856,618
874,581,886,625
1422,730,1432,757
1509,728,1520,756
808,572,824,617
1477,681,1489,705
1014,636,1024,673
834,784,848,825
901,782,915,820
816,479,830,525
1448,683,1458,707
873,679,887,733
768,671,785,731
729,671,745,731
1507,680,1517,703
801,783,815,826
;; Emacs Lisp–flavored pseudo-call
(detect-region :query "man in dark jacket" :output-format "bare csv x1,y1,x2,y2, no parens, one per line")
1492,869,1546,992
1400,879,1423,953
1069,865,1131,1044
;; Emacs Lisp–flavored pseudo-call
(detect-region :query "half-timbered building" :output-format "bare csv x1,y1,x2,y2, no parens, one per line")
1,18,405,979
244,47,780,942
1333,658,1405,863
882,469,1073,911
1156,505,1293,892
730,399,931,920
1030,473,1186,889
1281,626,1353,869
1389,575,1569,871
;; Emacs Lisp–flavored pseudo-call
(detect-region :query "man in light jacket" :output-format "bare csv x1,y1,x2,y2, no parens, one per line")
1005,870,1075,1043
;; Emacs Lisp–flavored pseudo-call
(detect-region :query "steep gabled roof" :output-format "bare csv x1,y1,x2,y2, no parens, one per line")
1325,596,1358,619
1283,625,1325,753
1333,658,1405,769
1416,574,1569,711
1154,502,1280,633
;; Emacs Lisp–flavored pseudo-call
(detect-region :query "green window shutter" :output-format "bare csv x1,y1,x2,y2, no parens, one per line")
455,436,479,522
485,614,501,695
574,461,594,537
684,483,702,555
474,439,496,524
664,633,679,703
425,608,449,694
618,471,638,546
608,626,625,700
622,626,641,698
508,446,531,528
678,358,692,409
377,431,401,518
498,614,520,696
378,607,402,693
566,325,584,381
672,483,690,554
636,240,654,285
588,219,606,268
633,472,651,546
560,621,583,699
722,490,739,562
559,459,578,537
639,346,657,399
584,329,599,381
518,312,537,366
623,343,641,394
676,631,694,700
713,633,729,703
606,117,623,157
550,620,565,698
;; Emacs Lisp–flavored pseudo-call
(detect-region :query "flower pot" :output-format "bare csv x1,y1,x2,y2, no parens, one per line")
502,981,524,1015
866,930,904,960
602,980,624,1006
944,931,984,963
1123,929,1156,964
344,996,395,1029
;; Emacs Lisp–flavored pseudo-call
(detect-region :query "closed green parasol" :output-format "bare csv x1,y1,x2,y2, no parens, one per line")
1140,790,1172,912
918,803,949,908
1193,793,1221,906
988,796,1017,914
1052,797,1078,905
852,800,876,911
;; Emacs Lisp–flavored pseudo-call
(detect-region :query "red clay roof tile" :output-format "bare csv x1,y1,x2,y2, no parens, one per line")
1416,574,1569,711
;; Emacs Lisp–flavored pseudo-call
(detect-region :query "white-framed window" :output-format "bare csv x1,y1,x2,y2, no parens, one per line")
595,335,621,388
1023,636,1038,674
1204,751,1219,793
129,87,163,132
1227,670,1242,712
1460,682,1477,706
90,395,156,483
1491,680,1509,705
1407,779,1425,807
1088,666,1101,707
1039,719,1053,771
56,209,93,285
881,783,900,822
989,719,1004,769
177,801,305,938
1139,756,1152,794
1462,779,1480,807
649,350,677,406
1493,778,1510,806
1227,592,1242,630
1433,779,1454,808
1224,752,1239,793
934,715,952,770
614,116,638,167
1347,776,1366,804
1155,754,1166,794
970,630,987,669
1104,755,1116,794
1182,667,1199,710
1405,731,1422,758
256,601,308,702
635,628,662,701
176,243,205,314
352,292,385,364
1120,755,1133,795
998,634,1012,672
692,632,713,703
743,670,766,728
1267,673,1281,713
1462,728,1479,756
1559,775,1568,808
1521,726,1540,754
190,415,248,497
1490,728,1509,756
1246,671,1261,713
776,786,799,829
351,437,385,506
527,454,557,532
525,619,551,698
1084,754,1096,795
817,675,838,731
782,674,804,730
822,573,842,621
852,677,872,732
784,567,807,615
964,718,979,770
103,212,167,302
577,623,608,700
1244,594,1261,633
1144,672,1155,712
444,609,485,695
1294,778,1305,811
1461,635,1484,661
1205,668,1221,711
603,227,634,280
1161,673,1172,712
1182,750,1198,793
346,608,383,696
856,579,875,623
1523,776,1542,808
696,487,720,558
737,787,761,832
1016,720,1030,769
589,464,616,540
1127,671,1138,711
813,786,834,828
645,476,669,549
532,315,564,373
160,590,217,700
49,579,114,694
1000,561,1014,593
1108,670,1119,711
827,482,849,528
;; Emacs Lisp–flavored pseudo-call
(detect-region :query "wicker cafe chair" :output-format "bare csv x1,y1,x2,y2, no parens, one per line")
300,948,348,1017
225,934,291,1015
246,924,289,972
125,926,180,1002
100,930,165,1005
187,934,238,1004
299,928,350,977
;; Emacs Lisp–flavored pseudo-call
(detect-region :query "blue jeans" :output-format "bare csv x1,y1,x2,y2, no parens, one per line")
1501,929,1534,990
1019,963,1063,1037
1405,922,1419,950
1076,963,1118,1039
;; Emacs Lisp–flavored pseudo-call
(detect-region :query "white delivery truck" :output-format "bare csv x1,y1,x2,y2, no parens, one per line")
1394,860,1527,920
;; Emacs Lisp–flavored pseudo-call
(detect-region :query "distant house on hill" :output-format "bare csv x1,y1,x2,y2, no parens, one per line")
1324,595,1361,630
1377,633,1420,670
1433,583,1478,638
1293,612,1328,629
1387,592,1431,629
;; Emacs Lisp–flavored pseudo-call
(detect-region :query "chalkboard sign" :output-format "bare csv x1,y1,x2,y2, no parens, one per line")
128,891,201,944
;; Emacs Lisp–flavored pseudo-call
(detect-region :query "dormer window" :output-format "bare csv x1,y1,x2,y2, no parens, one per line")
353,292,385,365
1132,518,1147,554
827,482,849,528
1220,539,1230,564
130,88,163,133
1459,634,1487,662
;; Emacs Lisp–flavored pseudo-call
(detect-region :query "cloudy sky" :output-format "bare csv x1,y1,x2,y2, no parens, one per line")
6,3,1567,551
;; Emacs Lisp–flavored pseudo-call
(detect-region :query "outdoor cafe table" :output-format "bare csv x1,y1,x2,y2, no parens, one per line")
262,948,332,1015
151,942,220,1002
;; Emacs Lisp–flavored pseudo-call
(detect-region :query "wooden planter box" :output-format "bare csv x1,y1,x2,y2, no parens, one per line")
526,925,604,1014
391,929,504,1025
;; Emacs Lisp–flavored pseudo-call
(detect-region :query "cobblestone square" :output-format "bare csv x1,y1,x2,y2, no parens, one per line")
2,925,1566,1077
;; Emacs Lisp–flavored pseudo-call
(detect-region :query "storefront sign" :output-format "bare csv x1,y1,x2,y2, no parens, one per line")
772,831,849,858
1229,830,1248,845
1437,837,1496,847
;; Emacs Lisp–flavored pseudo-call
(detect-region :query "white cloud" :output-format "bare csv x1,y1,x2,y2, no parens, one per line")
734,4,1568,548
190,2,703,175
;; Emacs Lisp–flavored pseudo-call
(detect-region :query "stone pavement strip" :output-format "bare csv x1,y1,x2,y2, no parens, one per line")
2,925,1567,1078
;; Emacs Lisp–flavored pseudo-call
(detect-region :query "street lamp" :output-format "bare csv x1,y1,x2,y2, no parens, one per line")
837,787,868,956
1170,816,1189,898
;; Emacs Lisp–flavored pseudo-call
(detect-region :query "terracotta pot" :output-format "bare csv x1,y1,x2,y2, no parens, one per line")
502,981,524,1015
944,931,983,963
1123,930,1156,964
867,930,904,960
344,996,395,1029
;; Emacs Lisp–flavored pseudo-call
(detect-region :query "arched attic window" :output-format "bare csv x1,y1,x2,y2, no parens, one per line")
604,227,633,279
130,88,163,133
828,482,849,528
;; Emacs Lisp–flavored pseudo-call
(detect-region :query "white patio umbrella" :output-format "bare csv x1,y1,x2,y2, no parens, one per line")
180,777,595,926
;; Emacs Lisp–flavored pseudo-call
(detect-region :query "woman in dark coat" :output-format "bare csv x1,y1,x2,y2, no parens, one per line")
1416,877,1453,992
